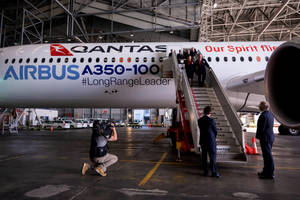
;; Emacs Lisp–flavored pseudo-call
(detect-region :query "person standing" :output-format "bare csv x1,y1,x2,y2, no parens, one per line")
82,120,118,176
256,101,275,179
198,106,219,178
185,56,195,86
195,54,208,87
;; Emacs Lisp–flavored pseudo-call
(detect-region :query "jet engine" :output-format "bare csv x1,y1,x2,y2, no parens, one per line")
265,40,300,130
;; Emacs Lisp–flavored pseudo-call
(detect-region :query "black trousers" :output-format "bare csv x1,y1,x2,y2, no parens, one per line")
260,141,274,176
198,71,206,87
201,145,218,175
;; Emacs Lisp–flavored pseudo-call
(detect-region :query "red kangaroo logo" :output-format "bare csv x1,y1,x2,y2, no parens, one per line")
50,44,73,56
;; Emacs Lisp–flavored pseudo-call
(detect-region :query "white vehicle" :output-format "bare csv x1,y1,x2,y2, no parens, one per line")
52,120,71,129
65,120,83,129
85,119,93,128
0,41,299,134
74,119,88,128
41,120,54,129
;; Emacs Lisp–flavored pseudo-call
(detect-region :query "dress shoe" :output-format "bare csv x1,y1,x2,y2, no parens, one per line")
258,174,274,179
211,173,220,178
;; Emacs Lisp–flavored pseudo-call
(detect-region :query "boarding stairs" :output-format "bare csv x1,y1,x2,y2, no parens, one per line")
164,52,246,162
1,108,26,134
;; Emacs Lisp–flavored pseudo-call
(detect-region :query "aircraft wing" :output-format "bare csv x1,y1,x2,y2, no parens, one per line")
225,70,265,95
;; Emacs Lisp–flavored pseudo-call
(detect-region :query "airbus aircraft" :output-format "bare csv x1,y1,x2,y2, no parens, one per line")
0,41,299,132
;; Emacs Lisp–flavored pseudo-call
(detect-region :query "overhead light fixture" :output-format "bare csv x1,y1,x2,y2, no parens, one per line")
170,31,174,34
99,36,103,39
130,33,134,37
213,3,218,8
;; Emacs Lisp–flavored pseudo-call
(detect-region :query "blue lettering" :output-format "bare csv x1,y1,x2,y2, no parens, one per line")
19,65,24,80
82,65,93,75
4,65,18,80
38,65,51,80
67,65,80,80
52,65,66,80
25,65,37,80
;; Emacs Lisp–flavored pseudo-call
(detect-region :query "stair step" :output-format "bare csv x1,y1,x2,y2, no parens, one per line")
216,138,237,145
217,145,241,153
217,152,247,162
217,132,234,137
192,94,218,99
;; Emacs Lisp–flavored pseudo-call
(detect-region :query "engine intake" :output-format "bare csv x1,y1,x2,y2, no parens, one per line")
265,40,300,129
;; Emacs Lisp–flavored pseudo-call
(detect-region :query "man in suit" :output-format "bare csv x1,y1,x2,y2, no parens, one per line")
198,106,219,178
195,54,209,87
256,101,275,179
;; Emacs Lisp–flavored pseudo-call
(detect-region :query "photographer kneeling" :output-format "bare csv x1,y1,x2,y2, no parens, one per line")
82,120,118,176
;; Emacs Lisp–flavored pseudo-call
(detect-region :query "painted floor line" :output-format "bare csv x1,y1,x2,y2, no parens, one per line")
138,152,168,187
0,155,25,162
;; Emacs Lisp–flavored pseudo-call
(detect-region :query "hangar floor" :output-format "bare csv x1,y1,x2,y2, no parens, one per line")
0,127,300,200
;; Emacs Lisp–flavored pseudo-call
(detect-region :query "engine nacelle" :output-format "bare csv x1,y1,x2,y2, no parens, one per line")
265,40,300,129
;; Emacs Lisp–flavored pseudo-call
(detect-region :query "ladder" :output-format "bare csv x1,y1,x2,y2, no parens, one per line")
1,108,26,134
167,52,246,162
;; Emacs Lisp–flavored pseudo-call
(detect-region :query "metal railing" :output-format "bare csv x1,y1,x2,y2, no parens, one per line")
205,66,245,152
171,53,201,153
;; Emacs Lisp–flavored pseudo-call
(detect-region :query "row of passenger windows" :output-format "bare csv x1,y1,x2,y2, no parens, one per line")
4,57,164,64
207,56,269,62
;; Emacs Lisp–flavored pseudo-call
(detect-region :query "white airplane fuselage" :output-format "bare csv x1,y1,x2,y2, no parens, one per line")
0,42,284,109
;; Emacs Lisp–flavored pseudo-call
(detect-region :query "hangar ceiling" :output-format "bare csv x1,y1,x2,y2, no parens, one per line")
0,0,299,46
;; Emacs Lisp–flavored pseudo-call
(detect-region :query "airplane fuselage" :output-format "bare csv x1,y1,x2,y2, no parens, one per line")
0,42,284,109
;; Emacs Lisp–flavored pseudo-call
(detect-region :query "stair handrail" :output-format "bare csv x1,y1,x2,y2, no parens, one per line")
205,64,245,153
171,53,200,153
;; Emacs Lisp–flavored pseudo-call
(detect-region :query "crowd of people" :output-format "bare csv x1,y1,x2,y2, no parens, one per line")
170,48,210,87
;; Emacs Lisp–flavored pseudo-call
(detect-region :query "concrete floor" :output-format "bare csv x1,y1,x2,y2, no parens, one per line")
0,127,300,200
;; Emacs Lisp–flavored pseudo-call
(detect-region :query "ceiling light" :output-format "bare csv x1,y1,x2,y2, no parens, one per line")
170,31,174,34
130,33,134,37
213,3,217,8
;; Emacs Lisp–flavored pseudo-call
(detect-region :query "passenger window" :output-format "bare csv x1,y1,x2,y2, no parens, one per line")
104,57,108,63
49,58,53,63
41,58,45,63
127,57,131,63
159,57,163,62
143,57,147,62
232,57,236,62
80,58,84,63
151,57,155,62
112,57,115,63
33,58,38,63
207,57,212,62
19,58,23,63
96,58,100,63
5,59,8,64
224,57,228,62
248,57,252,62
240,56,244,62
136,57,139,62
57,58,61,63
72,58,76,63
65,58,69,63
215,57,220,62
265,56,269,62
88,58,92,63
12,58,16,63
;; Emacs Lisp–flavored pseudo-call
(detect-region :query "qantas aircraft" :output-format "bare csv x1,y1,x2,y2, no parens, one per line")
0,41,299,132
